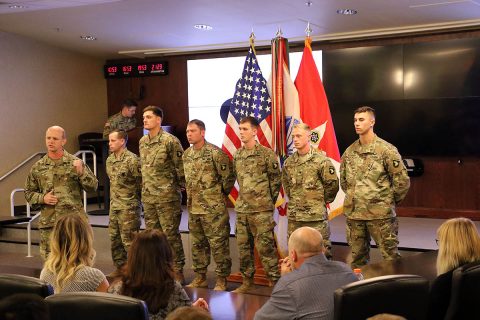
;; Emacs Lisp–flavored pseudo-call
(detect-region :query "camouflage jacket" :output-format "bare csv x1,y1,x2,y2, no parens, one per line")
103,112,137,138
282,148,339,222
340,135,410,220
183,141,235,215
24,150,98,228
233,143,281,213
106,148,141,210
139,129,185,204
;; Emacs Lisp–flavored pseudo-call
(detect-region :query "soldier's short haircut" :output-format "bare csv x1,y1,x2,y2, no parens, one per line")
110,129,128,143
188,119,206,131
288,227,324,257
143,105,164,118
354,106,376,118
239,116,259,128
122,98,138,108
293,123,311,133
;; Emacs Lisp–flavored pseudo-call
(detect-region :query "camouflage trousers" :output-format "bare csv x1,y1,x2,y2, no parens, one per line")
39,227,53,260
188,210,232,277
143,201,185,272
109,207,141,268
288,219,332,260
346,217,401,268
236,211,280,281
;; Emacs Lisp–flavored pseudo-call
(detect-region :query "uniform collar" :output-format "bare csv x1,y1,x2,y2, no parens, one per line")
353,134,379,154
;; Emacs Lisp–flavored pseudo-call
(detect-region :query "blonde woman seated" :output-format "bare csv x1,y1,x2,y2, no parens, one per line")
427,217,480,320
40,214,109,293
108,229,208,320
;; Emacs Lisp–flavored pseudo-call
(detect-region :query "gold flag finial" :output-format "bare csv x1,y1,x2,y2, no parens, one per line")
304,22,312,50
249,29,256,54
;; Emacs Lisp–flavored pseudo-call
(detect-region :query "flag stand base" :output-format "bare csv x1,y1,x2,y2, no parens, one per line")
227,248,273,286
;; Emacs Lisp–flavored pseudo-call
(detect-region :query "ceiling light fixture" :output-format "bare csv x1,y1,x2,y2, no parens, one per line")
305,1,313,7
336,9,357,15
194,24,213,31
80,35,97,41
8,4,28,9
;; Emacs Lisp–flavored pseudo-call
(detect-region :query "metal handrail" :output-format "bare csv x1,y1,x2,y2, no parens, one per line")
8,150,98,257
0,152,45,182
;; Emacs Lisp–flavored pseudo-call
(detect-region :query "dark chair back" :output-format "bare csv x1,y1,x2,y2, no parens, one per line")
0,273,53,299
334,274,429,320
444,261,480,320
46,292,149,320
78,132,104,159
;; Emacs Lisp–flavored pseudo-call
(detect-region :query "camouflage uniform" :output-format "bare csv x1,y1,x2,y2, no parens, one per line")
139,128,186,272
282,148,339,259
103,112,137,138
24,151,98,259
340,135,410,268
106,148,141,268
183,141,235,277
233,143,281,281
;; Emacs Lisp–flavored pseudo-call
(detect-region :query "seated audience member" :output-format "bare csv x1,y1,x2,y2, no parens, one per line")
108,230,208,320
427,217,480,320
40,213,109,293
0,293,49,320
254,227,357,320
165,306,212,320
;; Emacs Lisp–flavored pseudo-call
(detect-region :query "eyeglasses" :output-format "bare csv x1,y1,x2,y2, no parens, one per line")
435,239,439,246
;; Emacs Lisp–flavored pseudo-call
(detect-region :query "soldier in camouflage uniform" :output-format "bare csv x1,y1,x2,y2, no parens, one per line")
106,130,141,275
232,116,281,293
103,98,138,138
282,123,339,259
340,106,410,268
140,105,186,282
183,119,235,291
24,126,98,259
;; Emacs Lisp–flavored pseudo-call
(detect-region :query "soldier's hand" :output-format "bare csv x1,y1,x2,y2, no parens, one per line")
280,256,293,276
73,159,84,176
43,191,58,206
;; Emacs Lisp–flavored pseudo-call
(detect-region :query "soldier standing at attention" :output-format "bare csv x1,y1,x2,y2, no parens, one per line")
340,106,410,268
103,99,138,138
232,116,281,293
25,126,98,259
106,130,141,277
183,119,235,291
139,105,186,283
281,123,339,259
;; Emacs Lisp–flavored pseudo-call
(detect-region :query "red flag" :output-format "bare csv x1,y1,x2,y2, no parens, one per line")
294,39,344,218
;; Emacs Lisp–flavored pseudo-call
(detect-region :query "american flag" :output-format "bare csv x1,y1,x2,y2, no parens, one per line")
222,46,273,201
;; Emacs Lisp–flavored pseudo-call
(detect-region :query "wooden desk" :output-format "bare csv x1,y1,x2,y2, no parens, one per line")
362,250,438,281
184,287,270,320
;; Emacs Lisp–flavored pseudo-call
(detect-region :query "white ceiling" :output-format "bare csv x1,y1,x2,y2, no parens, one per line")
1,0,480,59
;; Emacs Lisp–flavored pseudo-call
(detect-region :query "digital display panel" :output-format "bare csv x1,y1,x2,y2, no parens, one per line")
104,61,169,78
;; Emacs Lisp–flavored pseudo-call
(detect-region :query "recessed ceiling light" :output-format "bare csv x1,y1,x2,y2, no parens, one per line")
305,1,313,7
8,4,28,9
80,35,97,41
336,9,357,15
194,24,213,31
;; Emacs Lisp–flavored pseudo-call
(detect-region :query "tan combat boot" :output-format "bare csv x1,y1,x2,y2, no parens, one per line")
213,276,227,291
186,273,208,288
232,277,253,293
174,270,186,285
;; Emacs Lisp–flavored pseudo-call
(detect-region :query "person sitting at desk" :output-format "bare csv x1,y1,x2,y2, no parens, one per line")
427,217,480,320
254,227,357,320
108,230,208,320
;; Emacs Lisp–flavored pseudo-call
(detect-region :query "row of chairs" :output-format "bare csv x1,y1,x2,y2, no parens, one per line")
333,261,480,320
0,274,148,320
2,262,479,320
